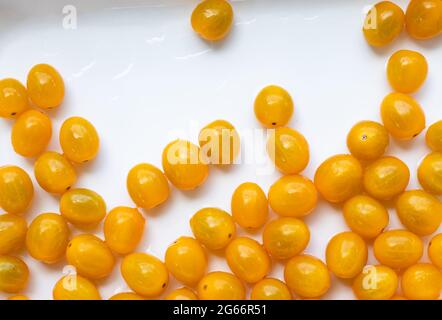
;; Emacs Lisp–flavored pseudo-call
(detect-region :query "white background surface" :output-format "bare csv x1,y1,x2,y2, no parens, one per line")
0,0,441,300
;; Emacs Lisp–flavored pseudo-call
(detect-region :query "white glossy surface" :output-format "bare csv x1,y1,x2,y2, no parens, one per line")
0,0,441,300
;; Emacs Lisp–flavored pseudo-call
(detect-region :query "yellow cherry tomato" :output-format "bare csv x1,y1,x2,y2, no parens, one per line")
0,213,27,255
250,278,291,300
363,1,405,47
268,175,317,218
347,121,389,161
314,154,363,203
8,294,29,300
165,287,198,300
197,271,245,300
225,237,270,283
165,236,207,286
60,188,106,228
27,63,64,109
262,217,310,260
363,156,410,200
391,295,407,300
198,120,240,165
190,207,235,250
343,195,389,239
429,233,442,269
191,0,233,41
109,292,144,300
254,85,294,128
53,274,101,300
326,232,368,279
162,139,209,190
373,229,423,269
26,213,70,264
104,206,145,255
66,234,115,280
127,163,170,210
380,93,426,140
0,256,29,293
352,265,398,300
426,120,442,152
284,255,330,299
396,190,442,236
406,0,442,39
121,253,169,298
418,152,442,195
231,182,268,230
34,151,77,194
267,127,309,175
0,78,29,118
0,166,33,215
402,263,442,300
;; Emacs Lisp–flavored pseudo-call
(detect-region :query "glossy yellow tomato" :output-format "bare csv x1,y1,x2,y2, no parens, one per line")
381,93,426,140
428,233,442,269
326,232,368,279
191,0,233,41
225,237,270,283
402,263,442,300
418,152,442,195
162,139,209,190
121,253,169,298
250,278,291,300
391,295,407,300
0,166,33,214
165,236,207,286
406,0,442,39
231,182,268,230
53,274,101,300
352,265,398,300
0,256,29,293
190,207,235,250
109,292,144,300
165,287,198,300
127,163,170,210
34,151,77,194
363,156,410,200
26,213,70,264
27,64,64,109
66,234,115,280
60,117,99,163
343,195,389,239
363,1,405,47
262,217,310,260
11,109,52,158
347,121,389,161
104,206,145,255
268,175,317,218
373,229,423,269
284,255,330,298
254,85,294,128
0,213,27,255
60,188,106,228
267,127,309,175
396,190,442,236
197,271,245,300
426,120,442,152
8,294,29,300
314,154,363,203
198,120,240,165
0,78,29,118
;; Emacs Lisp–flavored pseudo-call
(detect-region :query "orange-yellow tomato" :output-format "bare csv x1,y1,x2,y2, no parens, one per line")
165,287,198,300
363,1,405,47
428,233,442,269
314,154,363,203
197,272,245,300
347,121,389,161
250,278,292,300
352,265,398,300
418,152,442,195
254,85,294,128
401,263,442,300
0,78,29,118
53,274,101,300
127,163,170,209
0,256,29,293
231,182,268,230
0,166,34,214
104,206,145,255
27,63,64,109
267,127,309,175
191,0,234,41
363,156,410,200
8,295,29,300
0,213,27,255
406,0,442,40
426,120,442,152
109,292,144,300
11,109,52,158
391,295,407,300
34,151,77,194
26,213,70,264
